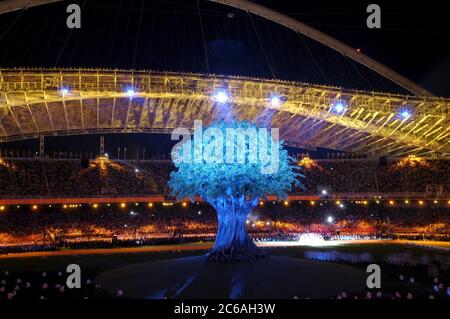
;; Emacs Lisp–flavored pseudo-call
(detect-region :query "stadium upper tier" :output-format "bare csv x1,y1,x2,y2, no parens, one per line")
0,158,448,199
0,69,449,157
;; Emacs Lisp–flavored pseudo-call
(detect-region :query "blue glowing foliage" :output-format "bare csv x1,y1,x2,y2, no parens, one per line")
168,121,303,204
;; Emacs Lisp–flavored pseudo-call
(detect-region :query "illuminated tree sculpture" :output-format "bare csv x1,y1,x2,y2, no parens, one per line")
168,121,302,262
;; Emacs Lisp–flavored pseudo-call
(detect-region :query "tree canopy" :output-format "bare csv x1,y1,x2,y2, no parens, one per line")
168,121,302,203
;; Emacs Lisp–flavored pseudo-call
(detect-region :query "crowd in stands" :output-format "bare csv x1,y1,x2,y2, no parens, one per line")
1,201,449,251
0,156,449,251
0,158,169,197
297,157,449,194
0,157,448,197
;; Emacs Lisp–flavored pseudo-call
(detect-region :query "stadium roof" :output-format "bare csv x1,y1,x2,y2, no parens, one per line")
1,68,449,158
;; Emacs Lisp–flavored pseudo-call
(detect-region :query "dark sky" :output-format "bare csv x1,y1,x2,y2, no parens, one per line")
0,0,449,96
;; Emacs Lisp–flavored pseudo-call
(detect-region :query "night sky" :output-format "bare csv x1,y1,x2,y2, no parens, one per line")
0,0,448,155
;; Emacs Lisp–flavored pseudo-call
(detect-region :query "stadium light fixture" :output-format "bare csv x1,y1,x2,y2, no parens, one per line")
332,100,346,113
327,216,334,224
126,88,136,97
213,90,229,103
321,189,327,195
269,94,282,107
400,110,411,119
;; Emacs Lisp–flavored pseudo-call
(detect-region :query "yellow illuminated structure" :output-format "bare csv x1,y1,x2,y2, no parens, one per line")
0,69,448,158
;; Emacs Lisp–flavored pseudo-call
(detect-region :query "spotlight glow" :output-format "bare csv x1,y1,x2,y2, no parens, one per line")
126,88,136,97
327,216,334,223
298,233,326,246
269,95,282,107
213,90,229,103
400,110,411,119
60,88,69,95
333,101,346,113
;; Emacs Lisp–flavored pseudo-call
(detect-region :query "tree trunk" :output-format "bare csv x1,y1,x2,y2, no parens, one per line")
207,196,268,262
